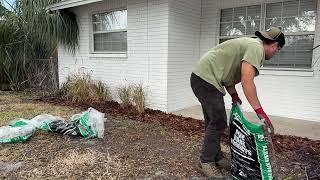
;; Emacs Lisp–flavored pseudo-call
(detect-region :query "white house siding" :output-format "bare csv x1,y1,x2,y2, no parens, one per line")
167,0,201,112
200,0,320,122
58,0,169,111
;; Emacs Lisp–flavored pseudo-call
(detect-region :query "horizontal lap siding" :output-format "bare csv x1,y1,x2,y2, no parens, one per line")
201,0,320,121
167,0,201,112
58,0,169,111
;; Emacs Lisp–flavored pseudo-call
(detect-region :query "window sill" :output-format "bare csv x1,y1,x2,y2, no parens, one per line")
89,53,127,58
260,68,314,77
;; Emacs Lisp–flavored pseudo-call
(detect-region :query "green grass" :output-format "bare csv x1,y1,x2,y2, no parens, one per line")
0,93,80,125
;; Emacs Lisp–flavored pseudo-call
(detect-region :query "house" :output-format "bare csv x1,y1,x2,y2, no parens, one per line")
48,0,320,122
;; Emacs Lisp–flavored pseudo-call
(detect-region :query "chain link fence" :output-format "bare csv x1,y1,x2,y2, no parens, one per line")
0,57,58,91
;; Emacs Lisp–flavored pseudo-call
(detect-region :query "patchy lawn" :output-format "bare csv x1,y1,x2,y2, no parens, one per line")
0,92,316,179
0,92,205,179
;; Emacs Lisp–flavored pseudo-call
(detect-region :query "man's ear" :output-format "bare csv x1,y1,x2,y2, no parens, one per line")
272,42,279,48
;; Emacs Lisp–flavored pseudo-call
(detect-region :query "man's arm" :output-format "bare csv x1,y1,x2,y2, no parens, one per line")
241,61,261,109
226,85,242,104
241,61,274,133
226,85,237,95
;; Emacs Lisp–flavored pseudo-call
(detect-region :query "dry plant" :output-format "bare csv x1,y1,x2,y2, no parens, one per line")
20,149,124,179
132,83,146,113
117,85,132,108
90,81,112,102
57,73,111,103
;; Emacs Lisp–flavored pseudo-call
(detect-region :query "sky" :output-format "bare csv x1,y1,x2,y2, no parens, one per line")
2,0,15,10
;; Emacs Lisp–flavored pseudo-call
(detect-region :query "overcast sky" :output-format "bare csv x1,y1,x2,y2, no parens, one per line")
3,0,15,10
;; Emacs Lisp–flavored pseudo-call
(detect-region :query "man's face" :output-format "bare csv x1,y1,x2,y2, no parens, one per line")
265,42,281,60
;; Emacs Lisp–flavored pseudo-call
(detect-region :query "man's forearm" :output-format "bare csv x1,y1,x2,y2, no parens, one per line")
241,79,261,109
226,85,237,95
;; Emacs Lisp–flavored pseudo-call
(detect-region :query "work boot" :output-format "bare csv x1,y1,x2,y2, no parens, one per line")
216,157,231,171
197,161,226,180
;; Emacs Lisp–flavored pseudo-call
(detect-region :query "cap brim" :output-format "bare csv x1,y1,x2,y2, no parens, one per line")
255,31,275,41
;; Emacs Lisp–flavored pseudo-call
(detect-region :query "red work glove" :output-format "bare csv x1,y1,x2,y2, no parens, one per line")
255,107,274,134
231,93,242,105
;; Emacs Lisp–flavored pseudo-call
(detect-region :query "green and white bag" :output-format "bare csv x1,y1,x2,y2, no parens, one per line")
0,108,105,143
230,104,277,180
0,120,35,143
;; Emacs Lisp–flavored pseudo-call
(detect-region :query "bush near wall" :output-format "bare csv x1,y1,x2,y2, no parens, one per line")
57,73,111,103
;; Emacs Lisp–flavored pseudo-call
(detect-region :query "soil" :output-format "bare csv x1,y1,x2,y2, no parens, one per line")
1,92,319,179
35,96,320,179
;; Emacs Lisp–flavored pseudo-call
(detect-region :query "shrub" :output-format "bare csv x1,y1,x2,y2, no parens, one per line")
117,85,132,108
57,73,111,103
90,81,111,102
132,84,146,113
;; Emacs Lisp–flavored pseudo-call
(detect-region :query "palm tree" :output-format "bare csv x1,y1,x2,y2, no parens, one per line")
0,0,79,90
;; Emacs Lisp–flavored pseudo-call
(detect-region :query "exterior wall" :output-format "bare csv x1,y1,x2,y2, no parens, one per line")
167,0,201,112
58,0,169,111
200,0,320,122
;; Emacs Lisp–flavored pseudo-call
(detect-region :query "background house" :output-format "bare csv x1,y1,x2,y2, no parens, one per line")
49,0,320,122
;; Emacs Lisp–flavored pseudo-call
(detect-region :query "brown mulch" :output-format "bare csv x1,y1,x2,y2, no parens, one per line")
38,96,320,178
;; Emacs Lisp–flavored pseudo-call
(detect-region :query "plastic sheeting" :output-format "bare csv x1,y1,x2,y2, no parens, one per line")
0,108,106,143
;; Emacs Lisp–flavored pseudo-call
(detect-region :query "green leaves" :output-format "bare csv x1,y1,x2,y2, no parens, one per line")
0,0,79,90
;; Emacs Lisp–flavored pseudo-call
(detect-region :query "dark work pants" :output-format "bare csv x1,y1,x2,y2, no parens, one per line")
190,73,227,163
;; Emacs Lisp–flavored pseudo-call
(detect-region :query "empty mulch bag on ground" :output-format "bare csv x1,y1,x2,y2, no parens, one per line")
0,108,106,143
45,107,106,138
0,122,34,143
229,104,278,180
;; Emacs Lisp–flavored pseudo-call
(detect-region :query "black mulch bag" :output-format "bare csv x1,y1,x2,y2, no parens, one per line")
229,104,278,180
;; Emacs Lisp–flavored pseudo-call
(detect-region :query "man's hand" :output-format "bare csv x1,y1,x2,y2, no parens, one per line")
230,93,242,105
255,107,274,134
226,85,242,105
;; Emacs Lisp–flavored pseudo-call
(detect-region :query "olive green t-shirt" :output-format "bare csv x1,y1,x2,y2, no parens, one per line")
193,37,265,95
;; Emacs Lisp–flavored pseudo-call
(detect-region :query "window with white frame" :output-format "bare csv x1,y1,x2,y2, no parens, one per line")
219,0,317,69
92,10,127,53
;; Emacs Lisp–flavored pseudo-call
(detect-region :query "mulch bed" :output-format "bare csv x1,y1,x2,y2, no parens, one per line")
38,97,320,178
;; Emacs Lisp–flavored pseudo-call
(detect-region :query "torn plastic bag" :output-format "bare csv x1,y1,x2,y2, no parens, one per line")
0,121,34,143
0,107,106,143
71,107,106,138
28,114,64,130
230,104,278,180
46,120,82,136
46,107,106,138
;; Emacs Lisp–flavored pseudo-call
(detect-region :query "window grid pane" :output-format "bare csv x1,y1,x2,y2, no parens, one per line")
220,5,261,36
264,35,314,68
92,10,127,52
264,0,316,68
265,0,317,33
92,10,127,32
94,32,127,52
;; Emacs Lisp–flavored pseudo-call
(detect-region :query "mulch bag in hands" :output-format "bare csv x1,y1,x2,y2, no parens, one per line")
0,108,106,143
230,104,278,180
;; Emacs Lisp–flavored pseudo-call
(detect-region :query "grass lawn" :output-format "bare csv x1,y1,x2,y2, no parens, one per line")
0,92,206,179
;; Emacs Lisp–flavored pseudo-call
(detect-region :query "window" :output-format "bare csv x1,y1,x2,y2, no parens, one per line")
220,5,261,38
265,0,316,68
219,0,317,69
92,10,127,53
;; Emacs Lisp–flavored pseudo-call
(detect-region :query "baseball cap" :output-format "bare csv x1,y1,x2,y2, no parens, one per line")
255,27,285,48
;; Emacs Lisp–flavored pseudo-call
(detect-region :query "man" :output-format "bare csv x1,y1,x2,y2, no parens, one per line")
190,27,285,179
